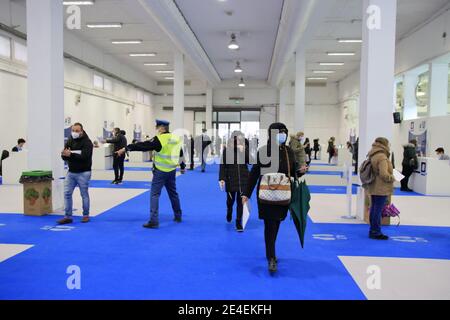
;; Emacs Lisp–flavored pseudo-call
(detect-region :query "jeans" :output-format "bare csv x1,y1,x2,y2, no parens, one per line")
150,168,182,223
227,192,243,223
64,171,91,217
113,154,125,181
264,219,281,261
369,195,387,236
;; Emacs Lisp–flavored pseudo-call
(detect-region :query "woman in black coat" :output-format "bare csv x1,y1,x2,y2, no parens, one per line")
242,123,297,273
219,131,250,232
304,138,312,166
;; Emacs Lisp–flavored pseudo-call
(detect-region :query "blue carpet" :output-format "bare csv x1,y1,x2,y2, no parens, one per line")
307,170,357,176
0,164,448,300
89,180,151,189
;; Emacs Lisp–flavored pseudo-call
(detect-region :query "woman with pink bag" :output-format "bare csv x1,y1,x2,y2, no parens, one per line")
366,137,395,240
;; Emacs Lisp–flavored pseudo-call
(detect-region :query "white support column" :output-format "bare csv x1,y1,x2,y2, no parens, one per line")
173,51,185,131
206,87,213,131
279,82,289,125
403,73,418,120
358,0,397,162
294,48,306,132
429,63,449,117
26,0,64,210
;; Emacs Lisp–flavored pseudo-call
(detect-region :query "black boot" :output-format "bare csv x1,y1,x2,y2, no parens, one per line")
236,220,244,232
226,208,232,223
143,221,159,229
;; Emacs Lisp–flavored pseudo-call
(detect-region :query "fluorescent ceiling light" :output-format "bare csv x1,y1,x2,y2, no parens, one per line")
87,23,122,28
307,77,328,80
319,62,344,66
338,39,362,43
112,40,143,44
228,33,239,50
313,70,335,74
234,61,243,73
144,63,168,66
63,1,94,5
155,70,175,74
129,53,156,57
165,77,175,80
327,52,355,56
238,77,245,87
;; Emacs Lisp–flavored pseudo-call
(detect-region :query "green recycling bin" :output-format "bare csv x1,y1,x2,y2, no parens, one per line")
20,171,54,216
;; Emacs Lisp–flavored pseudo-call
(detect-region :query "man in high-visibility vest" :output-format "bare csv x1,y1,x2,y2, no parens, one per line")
116,120,186,229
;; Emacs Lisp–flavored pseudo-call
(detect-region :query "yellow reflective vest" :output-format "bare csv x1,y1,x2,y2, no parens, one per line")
154,133,182,172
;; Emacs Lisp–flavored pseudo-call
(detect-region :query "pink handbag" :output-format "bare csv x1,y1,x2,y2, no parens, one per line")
382,203,400,225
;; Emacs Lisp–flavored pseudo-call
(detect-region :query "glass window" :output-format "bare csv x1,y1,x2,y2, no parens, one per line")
13,40,27,63
195,112,206,121
143,94,151,106
212,112,218,122
103,78,112,92
241,111,260,121
218,112,240,122
93,74,104,89
416,71,429,117
0,34,11,59
395,81,403,113
136,90,144,103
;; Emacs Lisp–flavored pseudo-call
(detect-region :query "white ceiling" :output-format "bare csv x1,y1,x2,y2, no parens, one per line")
174,0,284,83
286,0,450,83
63,0,206,86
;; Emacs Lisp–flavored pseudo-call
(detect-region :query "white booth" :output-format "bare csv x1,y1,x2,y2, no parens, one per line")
129,151,151,163
411,157,450,196
92,144,114,170
1,151,28,185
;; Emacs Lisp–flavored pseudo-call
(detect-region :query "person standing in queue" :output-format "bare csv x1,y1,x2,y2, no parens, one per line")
401,139,418,192
219,131,249,232
189,135,195,170
242,122,300,274
116,120,186,229
106,128,127,184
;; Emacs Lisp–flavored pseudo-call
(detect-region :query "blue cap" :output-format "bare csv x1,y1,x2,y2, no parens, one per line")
156,119,170,127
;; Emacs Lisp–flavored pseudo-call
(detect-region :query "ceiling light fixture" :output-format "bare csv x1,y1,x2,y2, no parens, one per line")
112,40,143,44
129,53,156,57
319,62,344,66
234,61,243,73
313,70,335,74
228,33,239,50
165,77,175,80
307,77,328,80
238,77,246,87
144,63,168,66
86,23,122,28
337,39,362,43
63,1,94,5
327,52,355,56
155,70,175,74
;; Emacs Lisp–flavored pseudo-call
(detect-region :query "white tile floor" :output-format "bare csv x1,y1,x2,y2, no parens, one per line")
339,256,450,300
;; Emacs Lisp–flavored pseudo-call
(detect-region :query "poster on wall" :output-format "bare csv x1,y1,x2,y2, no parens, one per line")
64,117,72,143
408,120,427,156
103,121,115,140
133,124,142,142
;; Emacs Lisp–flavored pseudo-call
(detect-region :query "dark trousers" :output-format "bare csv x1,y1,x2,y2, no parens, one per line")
314,150,318,160
264,219,281,261
150,169,182,223
113,154,125,181
328,152,333,163
369,195,387,236
190,147,195,169
227,192,243,223
401,166,414,190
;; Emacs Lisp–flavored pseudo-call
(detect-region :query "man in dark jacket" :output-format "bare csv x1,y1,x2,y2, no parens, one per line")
58,123,93,225
12,138,26,152
401,139,419,192
107,128,127,184
196,129,212,173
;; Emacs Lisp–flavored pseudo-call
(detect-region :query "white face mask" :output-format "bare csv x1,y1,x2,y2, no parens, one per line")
71,131,81,139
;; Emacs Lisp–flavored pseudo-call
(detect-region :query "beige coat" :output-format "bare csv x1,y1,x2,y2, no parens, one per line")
367,142,394,196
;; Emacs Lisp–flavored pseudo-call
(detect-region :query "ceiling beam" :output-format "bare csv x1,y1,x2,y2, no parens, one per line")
137,0,221,88
268,0,335,88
